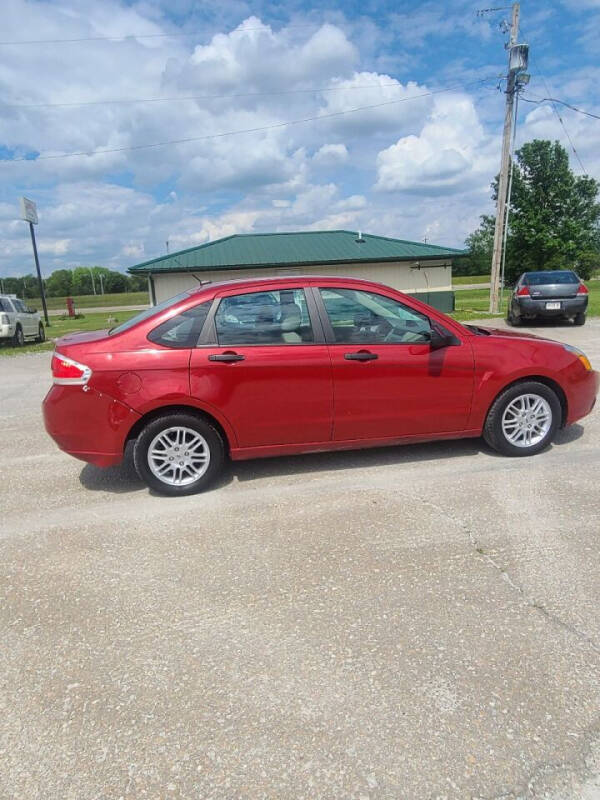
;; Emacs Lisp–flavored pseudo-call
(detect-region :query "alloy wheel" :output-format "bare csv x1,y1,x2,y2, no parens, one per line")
147,426,210,486
501,393,552,448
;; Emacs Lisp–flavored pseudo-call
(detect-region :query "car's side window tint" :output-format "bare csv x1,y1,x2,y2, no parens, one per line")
13,299,26,313
147,303,209,348
215,289,314,346
320,288,432,344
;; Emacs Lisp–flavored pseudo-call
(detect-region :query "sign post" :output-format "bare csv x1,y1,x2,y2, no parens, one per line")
20,197,50,326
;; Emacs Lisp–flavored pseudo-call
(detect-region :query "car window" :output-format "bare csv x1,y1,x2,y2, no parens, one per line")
0,298,14,312
215,289,314,346
525,271,579,285
109,291,192,335
147,302,210,348
13,299,27,313
319,288,431,344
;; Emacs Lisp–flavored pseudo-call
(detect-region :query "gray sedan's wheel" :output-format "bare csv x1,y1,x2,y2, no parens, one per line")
574,312,586,326
13,325,24,347
483,381,561,457
506,307,520,326
133,412,225,496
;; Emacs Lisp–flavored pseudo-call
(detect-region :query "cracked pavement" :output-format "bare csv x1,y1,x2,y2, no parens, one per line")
1,319,599,799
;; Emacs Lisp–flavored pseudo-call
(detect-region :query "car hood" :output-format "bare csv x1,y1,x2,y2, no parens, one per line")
479,326,548,341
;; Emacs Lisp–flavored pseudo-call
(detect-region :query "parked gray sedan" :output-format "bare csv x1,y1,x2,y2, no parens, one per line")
507,270,589,326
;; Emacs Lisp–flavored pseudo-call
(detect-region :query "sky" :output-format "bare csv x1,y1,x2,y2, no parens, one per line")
1,0,599,277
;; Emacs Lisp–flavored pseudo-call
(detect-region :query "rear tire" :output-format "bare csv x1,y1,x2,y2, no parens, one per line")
133,412,225,496
506,308,520,326
574,312,586,326
36,323,45,343
483,381,561,457
12,325,24,347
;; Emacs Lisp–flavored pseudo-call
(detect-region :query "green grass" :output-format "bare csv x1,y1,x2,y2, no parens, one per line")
0,310,139,356
452,274,490,286
450,282,600,322
26,291,149,311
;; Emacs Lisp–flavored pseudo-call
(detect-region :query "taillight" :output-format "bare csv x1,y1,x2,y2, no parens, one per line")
577,284,588,295
51,353,92,385
0,313,8,325
516,285,530,296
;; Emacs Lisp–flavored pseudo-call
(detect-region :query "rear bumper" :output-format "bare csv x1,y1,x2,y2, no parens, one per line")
43,384,140,468
0,323,14,339
514,296,588,318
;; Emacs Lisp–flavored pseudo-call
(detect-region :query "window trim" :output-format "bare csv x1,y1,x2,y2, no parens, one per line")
204,286,326,348
311,285,437,347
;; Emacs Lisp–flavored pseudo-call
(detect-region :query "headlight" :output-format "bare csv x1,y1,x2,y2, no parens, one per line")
562,343,592,371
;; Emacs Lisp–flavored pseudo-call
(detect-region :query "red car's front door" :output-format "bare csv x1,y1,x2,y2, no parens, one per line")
189,287,333,448
315,286,475,441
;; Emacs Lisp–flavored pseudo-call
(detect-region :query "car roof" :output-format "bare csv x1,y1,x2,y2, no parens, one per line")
187,274,398,296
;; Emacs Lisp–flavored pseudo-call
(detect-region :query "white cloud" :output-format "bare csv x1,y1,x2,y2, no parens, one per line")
312,143,349,165
375,93,497,194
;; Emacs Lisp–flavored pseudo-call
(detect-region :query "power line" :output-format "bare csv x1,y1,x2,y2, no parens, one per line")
520,93,600,122
2,82,459,110
0,23,319,46
539,77,586,173
3,77,496,163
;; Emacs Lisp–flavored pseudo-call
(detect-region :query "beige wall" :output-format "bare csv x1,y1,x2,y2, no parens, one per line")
151,260,452,304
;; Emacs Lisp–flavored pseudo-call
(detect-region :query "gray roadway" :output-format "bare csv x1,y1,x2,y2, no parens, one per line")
1,319,599,799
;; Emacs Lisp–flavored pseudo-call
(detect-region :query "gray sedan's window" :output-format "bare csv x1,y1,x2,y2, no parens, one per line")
525,271,579,285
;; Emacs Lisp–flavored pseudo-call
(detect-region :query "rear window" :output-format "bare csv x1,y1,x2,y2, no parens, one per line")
147,303,209,348
108,292,191,336
524,271,579,285
0,298,14,312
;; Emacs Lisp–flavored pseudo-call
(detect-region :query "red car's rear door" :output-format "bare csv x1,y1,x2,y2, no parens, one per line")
189,286,333,448
313,285,475,441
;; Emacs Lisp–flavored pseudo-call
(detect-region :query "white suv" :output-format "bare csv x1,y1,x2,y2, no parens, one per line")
0,295,45,346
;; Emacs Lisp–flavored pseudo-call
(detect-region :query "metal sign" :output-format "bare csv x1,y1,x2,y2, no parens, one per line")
20,196,38,225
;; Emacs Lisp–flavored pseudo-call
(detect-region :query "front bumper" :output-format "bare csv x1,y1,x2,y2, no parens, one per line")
43,384,140,468
515,296,588,318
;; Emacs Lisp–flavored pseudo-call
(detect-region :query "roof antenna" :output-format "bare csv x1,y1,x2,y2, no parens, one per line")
189,273,211,286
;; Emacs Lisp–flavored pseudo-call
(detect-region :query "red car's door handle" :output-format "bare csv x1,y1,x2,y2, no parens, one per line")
344,351,378,361
208,352,245,362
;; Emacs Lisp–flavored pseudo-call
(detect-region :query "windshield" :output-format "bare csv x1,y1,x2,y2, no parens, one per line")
108,291,192,335
525,271,579,285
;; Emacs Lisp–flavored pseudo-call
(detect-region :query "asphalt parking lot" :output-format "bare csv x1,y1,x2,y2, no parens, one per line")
1,319,600,800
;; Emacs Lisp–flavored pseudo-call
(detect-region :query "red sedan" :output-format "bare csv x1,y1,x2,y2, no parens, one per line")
43,276,598,496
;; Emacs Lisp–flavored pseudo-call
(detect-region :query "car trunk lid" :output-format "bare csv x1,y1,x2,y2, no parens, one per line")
526,282,579,299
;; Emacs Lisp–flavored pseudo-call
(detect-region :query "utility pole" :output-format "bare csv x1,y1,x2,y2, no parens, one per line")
88,267,97,295
489,3,520,314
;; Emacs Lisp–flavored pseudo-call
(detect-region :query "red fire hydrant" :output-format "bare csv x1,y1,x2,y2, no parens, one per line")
66,296,75,317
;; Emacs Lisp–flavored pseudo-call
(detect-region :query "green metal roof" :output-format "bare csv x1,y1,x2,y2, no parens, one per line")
128,230,465,274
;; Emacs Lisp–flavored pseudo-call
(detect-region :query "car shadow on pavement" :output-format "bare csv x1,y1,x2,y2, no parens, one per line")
78,425,586,494
230,437,485,484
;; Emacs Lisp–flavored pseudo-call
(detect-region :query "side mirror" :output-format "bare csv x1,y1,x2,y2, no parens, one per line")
428,328,455,351
28,307,37,314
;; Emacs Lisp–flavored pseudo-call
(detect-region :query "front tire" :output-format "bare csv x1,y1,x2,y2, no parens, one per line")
133,413,225,496
36,323,45,343
483,381,561,457
574,312,586,326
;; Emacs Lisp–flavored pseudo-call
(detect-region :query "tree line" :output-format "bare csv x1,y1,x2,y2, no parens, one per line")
0,267,147,299
456,139,600,282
